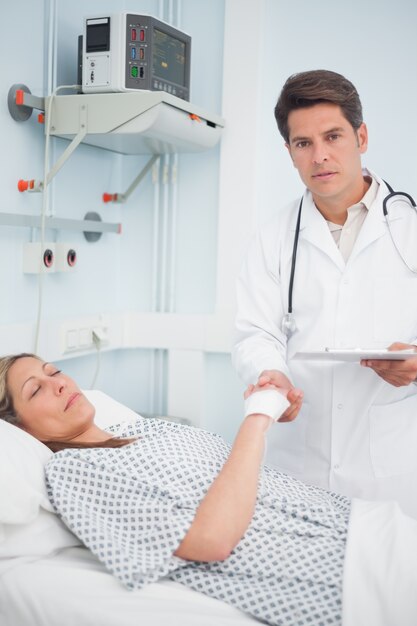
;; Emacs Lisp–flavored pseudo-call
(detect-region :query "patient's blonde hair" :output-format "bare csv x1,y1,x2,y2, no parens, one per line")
0,353,40,425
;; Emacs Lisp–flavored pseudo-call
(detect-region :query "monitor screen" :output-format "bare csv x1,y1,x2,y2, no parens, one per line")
152,28,186,87
86,18,111,53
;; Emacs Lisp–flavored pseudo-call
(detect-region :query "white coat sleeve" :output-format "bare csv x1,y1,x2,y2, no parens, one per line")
232,225,291,385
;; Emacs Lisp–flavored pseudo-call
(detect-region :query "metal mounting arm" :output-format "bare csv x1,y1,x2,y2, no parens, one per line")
45,104,88,185
103,154,159,203
7,84,45,122
9,83,89,191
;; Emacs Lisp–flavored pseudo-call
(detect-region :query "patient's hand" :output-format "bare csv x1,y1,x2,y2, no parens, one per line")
244,381,276,398
244,376,303,423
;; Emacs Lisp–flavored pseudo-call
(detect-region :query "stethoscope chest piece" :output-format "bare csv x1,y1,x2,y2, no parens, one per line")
281,312,297,338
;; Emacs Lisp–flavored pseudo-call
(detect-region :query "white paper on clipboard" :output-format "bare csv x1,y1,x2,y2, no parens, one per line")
293,349,417,362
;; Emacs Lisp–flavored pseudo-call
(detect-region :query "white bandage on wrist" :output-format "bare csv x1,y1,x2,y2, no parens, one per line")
244,389,290,422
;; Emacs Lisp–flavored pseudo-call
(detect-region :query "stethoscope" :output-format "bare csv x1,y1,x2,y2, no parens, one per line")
281,181,417,338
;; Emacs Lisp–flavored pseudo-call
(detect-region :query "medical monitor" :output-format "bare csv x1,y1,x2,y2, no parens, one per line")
82,13,191,101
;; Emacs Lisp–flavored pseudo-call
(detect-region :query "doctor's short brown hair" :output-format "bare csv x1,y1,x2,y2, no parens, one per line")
274,69,363,143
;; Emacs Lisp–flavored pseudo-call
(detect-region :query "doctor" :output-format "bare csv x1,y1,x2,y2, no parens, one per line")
232,69,417,518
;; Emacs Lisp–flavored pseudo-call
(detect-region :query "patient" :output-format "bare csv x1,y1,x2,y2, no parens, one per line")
0,353,350,626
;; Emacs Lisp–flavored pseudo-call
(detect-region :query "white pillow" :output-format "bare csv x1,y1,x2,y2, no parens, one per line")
0,390,139,557
0,420,54,524
85,389,139,429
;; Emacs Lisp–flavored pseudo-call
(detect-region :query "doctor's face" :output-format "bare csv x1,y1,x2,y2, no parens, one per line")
7,356,95,443
286,103,368,216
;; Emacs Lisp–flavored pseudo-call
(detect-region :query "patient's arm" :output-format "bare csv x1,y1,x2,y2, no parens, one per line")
174,386,294,562
174,412,270,562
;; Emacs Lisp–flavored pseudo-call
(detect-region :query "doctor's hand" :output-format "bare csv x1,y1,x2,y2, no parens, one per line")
361,342,417,387
255,370,303,422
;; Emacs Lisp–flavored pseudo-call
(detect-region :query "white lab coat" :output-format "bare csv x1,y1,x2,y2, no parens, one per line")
233,170,417,518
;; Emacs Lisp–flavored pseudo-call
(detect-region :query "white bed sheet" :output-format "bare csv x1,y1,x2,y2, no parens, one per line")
343,498,417,626
0,546,257,626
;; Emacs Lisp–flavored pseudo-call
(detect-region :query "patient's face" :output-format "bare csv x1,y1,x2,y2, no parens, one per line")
7,356,95,442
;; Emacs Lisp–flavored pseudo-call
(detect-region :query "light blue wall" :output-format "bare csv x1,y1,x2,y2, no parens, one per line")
51,0,224,319
1,1,45,325
1,0,225,414
255,0,417,224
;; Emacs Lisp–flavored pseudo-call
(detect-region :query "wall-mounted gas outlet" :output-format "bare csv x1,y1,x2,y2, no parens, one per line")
55,244,77,272
23,243,55,273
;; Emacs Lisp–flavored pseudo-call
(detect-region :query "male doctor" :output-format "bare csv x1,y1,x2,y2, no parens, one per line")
232,69,417,517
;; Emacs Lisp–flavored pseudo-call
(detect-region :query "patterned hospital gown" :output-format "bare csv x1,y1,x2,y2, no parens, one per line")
45,417,351,626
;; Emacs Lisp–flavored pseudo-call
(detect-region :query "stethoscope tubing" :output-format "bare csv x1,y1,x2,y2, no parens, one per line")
288,198,303,315
284,181,417,336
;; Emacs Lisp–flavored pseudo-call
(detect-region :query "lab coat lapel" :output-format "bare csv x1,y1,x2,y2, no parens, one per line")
348,185,387,264
297,193,345,271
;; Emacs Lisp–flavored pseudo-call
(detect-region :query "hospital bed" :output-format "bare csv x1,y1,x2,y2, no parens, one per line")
1,548,257,626
0,391,257,626
1,391,416,626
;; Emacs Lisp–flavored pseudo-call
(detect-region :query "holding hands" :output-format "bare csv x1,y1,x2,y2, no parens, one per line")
244,370,303,425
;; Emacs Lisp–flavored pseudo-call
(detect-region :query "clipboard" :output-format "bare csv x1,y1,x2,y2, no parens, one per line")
293,349,417,362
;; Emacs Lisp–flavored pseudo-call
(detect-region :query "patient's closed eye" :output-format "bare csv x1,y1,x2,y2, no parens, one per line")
30,370,62,398
44,365,62,377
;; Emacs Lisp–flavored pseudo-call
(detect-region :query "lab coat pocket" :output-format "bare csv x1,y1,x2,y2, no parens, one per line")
265,403,308,474
369,394,417,478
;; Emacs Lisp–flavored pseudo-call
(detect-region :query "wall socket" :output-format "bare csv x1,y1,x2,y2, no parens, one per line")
23,243,77,273
23,243,55,273
63,323,109,353
55,244,77,272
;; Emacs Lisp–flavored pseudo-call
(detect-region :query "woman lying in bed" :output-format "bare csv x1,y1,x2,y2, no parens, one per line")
0,353,351,626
